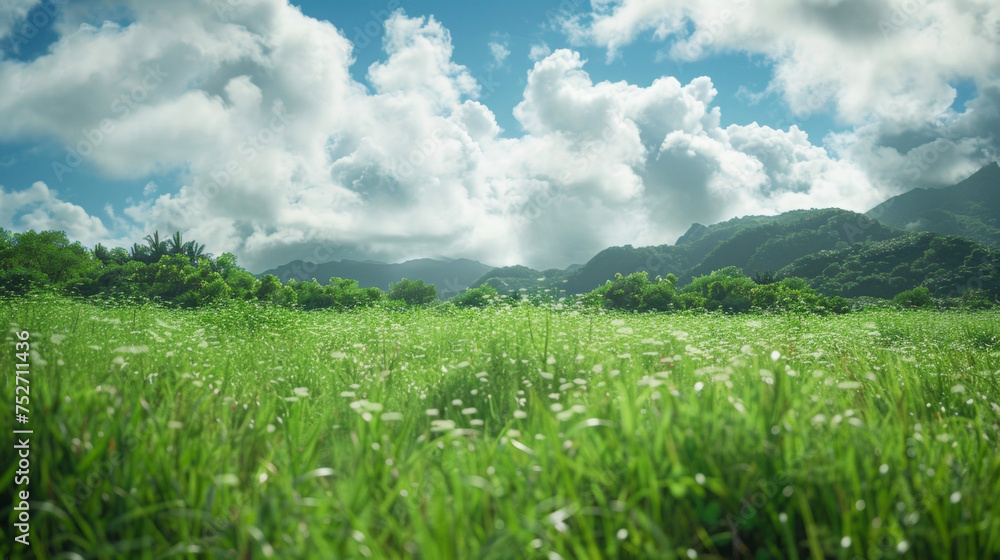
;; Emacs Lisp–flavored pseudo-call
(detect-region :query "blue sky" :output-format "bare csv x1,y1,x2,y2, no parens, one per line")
0,0,996,271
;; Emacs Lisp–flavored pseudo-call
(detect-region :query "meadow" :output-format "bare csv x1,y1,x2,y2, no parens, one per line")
2,295,999,559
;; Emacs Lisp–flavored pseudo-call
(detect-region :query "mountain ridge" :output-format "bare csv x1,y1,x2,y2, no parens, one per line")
263,162,1000,298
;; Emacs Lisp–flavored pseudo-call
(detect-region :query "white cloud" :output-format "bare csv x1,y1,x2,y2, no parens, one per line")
565,0,1000,126
529,42,551,61
488,39,510,67
0,1,891,272
0,181,112,244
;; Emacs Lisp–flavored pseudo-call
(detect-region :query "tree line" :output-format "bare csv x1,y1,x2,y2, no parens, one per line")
0,229,437,309
0,228,993,312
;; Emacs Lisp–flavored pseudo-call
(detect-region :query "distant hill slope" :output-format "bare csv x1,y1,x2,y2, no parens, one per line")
558,208,892,294
261,258,493,299
778,233,999,299
683,208,898,281
867,162,1000,247
471,264,584,294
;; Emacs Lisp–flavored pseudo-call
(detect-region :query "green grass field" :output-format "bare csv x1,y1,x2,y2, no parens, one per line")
3,295,1000,559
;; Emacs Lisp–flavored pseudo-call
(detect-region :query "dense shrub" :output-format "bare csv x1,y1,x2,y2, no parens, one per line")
581,267,840,315
893,286,935,309
389,278,438,306
453,284,499,307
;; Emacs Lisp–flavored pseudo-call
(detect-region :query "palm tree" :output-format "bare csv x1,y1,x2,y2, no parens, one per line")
144,231,168,260
93,243,110,262
130,243,151,263
167,231,186,256
185,242,206,260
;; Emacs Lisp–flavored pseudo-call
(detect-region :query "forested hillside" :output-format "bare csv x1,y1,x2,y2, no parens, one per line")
867,162,1000,247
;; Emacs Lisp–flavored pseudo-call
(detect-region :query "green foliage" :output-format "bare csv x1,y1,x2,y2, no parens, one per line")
0,230,97,287
0,265,49,295
686,209,897,282
257,274,297,307
782,233,1000,301
893,286,935,309
961,290,995,310
452,283,498,307
584,267,837,314
287,277,385,311
388,277,438,306
603,271,653,309
751,270,775,285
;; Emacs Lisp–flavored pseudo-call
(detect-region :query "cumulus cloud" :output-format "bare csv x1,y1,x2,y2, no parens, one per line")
0,182,111,243
564,0,1000,199
0,1,889,271
565,0,1000,124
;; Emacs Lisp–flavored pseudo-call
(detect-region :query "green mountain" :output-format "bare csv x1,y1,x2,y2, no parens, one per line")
778,233,998,299
867,162,1000,247
683,208,898,281
261,257,493,299
556,208,893,295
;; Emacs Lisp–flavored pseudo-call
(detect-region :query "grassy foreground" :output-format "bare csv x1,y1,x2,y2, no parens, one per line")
2,295,999,559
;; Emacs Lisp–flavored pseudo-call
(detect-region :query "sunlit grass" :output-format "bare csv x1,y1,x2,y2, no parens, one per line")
2,294,999,559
